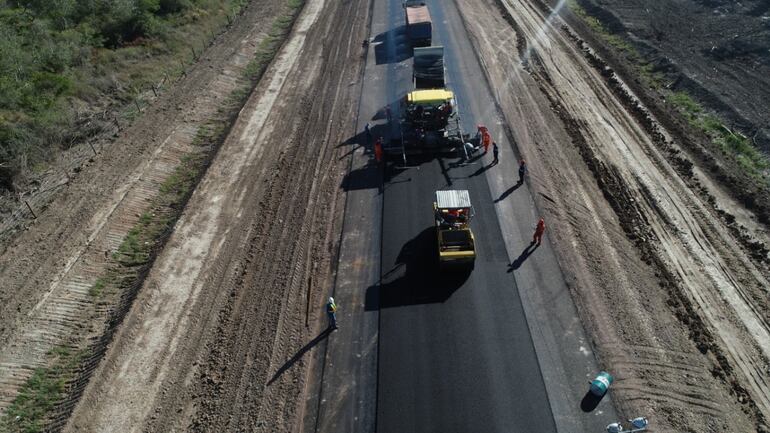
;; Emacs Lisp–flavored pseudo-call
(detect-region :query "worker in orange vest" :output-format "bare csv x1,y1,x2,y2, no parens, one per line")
532,218,545,245
374,137,383,163
477,125,492,154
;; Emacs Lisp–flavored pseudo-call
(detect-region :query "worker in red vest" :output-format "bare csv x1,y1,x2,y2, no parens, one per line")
477,125,491,154
532,218,546,245
374,137,383,163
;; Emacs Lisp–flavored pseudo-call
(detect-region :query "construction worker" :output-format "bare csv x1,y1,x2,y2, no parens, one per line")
532,218,546,245
476,125,491,154
518,159,527,184
463,141,475,160
364,122,372,144
326,297,338,330
374,137,383,163
492,142,499,165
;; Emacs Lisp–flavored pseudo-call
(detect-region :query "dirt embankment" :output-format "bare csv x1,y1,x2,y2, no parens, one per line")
459,0,770,431
566,0,770,248
0,0,287,429
575,0,770,151
63,0,371,430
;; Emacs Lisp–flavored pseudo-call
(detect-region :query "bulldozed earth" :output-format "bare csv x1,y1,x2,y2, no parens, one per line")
0,0,769,432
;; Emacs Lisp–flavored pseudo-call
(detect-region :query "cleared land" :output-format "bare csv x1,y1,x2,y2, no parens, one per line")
0,0,769,432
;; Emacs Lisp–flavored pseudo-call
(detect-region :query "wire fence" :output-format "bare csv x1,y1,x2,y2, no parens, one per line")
0,6,250,432
0,6,246,249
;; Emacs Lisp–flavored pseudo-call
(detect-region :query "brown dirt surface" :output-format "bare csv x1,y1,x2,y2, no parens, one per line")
0,0,285,424
62,0,370,431
458,0,770,431
575,0,770,150
564,0,770,243
5,0,770,431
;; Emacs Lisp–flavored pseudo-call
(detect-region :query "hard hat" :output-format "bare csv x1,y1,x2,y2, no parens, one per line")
328,297,334,304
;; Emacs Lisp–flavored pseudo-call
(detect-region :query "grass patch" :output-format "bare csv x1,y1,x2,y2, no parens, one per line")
669,91,702,120
567,0,664,89
0,0,251,190
89,277,107,297
568,1,631,52
0,347,84,433
667,91,770,181
113,156,201,267
244,0,305,80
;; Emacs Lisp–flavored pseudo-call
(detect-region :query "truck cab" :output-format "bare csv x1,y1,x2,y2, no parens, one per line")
434,190,476,267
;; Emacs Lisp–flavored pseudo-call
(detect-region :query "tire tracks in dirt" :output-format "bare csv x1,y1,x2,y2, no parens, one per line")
458,0,769,430
64,0,370,431
0,0,284,423
519,0,770,427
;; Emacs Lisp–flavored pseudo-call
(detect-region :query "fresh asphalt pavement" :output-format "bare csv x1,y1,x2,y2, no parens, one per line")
311,0,618,431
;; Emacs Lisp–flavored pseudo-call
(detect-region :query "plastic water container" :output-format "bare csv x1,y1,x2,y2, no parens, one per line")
590,371,613,396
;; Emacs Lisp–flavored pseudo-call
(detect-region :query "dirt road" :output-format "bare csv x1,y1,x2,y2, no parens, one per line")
458,0,770,430
63,0,370,431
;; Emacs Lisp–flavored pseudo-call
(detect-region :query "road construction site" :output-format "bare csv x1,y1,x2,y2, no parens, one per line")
1,0,769,432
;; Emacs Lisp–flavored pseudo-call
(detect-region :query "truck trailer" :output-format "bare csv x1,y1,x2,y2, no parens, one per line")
404,1,432,46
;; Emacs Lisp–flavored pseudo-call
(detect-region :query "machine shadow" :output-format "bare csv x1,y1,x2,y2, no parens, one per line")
365,227,471,311
339,117,401,192
339,95,477,192
580,390,604,412
373,25,413,65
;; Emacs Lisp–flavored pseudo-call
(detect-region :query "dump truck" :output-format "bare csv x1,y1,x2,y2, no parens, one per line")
412,45,445,89
404,1,432,46
434,190,476,267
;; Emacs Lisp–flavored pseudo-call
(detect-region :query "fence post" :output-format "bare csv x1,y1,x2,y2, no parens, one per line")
305,275,312,328
24,200,37,219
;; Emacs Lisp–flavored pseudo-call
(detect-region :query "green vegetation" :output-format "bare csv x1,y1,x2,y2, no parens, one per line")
244,0,304,79
0,2,307,429
0,347,84,433
567,2,769,184
668,91,770,180
567,0,664,89
89,277,106,297
112,155,200,267
0,0,248,190
567,0,630,51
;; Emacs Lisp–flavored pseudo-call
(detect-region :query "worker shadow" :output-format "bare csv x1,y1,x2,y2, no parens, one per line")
371,104,394,121
507,243,538,272
373,26,413,65
494,182,522,203
468,161,491,178
267,328,332,386
343,161,379,191
365,227,471,311
337,125,388,151
580,390,604,412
